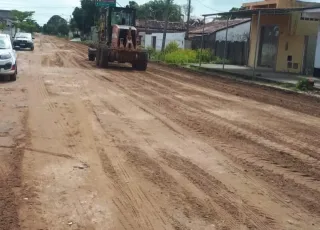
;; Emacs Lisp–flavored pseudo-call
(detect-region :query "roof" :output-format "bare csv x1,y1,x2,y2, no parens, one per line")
203,6,320,17
189,18,250,36
135,19,186,31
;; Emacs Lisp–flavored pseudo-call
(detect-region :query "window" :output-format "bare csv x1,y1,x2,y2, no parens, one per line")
15,33,32,39
111,10,133,26
300,13,320,21
0,37,11,49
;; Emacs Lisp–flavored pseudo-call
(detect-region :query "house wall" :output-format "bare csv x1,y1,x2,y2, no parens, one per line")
216,21,251,42
277,0,295,8
0,19,15,37
248,14,314,73
144,32,185,50
291,12,320,36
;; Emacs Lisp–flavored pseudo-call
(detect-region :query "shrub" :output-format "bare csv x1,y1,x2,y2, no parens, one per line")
164,41,180,54
147,46,156,56
146,47,163,60
155,51,165,61
296,78,314,91
196,49,212,63
165,49,197,65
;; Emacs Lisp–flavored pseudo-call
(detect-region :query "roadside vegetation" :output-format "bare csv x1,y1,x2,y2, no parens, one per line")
296,78,315,91
12,10,41,33
43,15,69,37
148,41,230,65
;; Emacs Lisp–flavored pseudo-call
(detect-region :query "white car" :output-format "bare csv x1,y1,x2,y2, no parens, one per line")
0,34,17,81
13,32,34,51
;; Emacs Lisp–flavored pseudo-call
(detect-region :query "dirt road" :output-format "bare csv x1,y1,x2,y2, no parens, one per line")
1,35,320,230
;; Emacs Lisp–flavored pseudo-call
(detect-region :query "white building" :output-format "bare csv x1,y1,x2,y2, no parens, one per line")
144,32,185,51
0,10,16,38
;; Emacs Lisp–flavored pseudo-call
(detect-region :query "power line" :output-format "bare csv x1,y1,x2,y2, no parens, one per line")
192,0,221,13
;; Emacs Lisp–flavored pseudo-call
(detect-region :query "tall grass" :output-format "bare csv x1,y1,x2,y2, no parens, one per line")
165,49,197,64
147,41,230,65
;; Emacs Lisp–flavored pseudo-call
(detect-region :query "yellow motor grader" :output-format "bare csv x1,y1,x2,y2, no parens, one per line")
88,6,148,70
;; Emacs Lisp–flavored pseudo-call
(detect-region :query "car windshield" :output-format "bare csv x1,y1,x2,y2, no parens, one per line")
0,37,11,49
15,33,31,39
111,11,133,26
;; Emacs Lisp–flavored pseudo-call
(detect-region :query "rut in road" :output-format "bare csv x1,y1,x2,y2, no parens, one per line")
106,67,320,214
4,35,320,230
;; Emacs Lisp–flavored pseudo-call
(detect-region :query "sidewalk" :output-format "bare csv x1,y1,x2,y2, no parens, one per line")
190,63,320,89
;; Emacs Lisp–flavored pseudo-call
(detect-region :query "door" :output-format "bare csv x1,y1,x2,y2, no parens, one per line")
152,36,156,49
258,25,279,69
303,35,316,75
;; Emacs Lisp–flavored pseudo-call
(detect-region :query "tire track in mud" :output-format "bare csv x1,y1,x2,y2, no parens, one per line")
90,103,172,230
147,66,320,117
121,145,230,228
91,99,235,229
158,150,276,229
128,71,320,166
142,70,320,148
114,71,320,177
88,88,276,229
28,43,99,225
0,96,30,230
98,69,320,217
46,38,320,227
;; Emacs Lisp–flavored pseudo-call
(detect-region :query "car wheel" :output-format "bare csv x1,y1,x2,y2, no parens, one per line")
31,47,34,51
10,65,17,81
10,72,17,81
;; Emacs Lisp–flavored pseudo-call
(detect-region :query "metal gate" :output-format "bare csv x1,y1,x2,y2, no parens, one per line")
303,35,317,75
258,25,279,70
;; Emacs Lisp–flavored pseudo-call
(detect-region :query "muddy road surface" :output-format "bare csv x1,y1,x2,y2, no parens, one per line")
1,35,320,230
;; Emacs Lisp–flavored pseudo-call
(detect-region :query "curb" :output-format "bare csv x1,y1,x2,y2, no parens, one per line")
190,65,297,87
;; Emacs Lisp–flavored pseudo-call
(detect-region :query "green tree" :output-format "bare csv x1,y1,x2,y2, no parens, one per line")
136,0,182,21
218,7,246,20
69,18,78,35
72,0,98,34
0,21,6,31
58,23,69,36
127,1,139,9
43,15,68,35
12,10,40,33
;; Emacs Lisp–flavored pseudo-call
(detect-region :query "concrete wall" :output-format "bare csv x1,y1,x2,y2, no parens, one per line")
216,21,251,42
248,13,318,73
144,32,185,50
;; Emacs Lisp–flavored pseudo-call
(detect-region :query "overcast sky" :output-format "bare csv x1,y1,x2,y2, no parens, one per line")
1,0,320,25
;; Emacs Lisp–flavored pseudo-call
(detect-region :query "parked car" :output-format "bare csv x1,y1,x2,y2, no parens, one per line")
0,34,17,81
12,32,34,51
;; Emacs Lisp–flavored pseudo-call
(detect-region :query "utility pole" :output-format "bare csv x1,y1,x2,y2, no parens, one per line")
185,0,191,40
82,11,85,37
161,0,170,52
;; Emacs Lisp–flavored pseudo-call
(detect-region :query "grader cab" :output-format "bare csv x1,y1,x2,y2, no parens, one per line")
88,6,148,71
